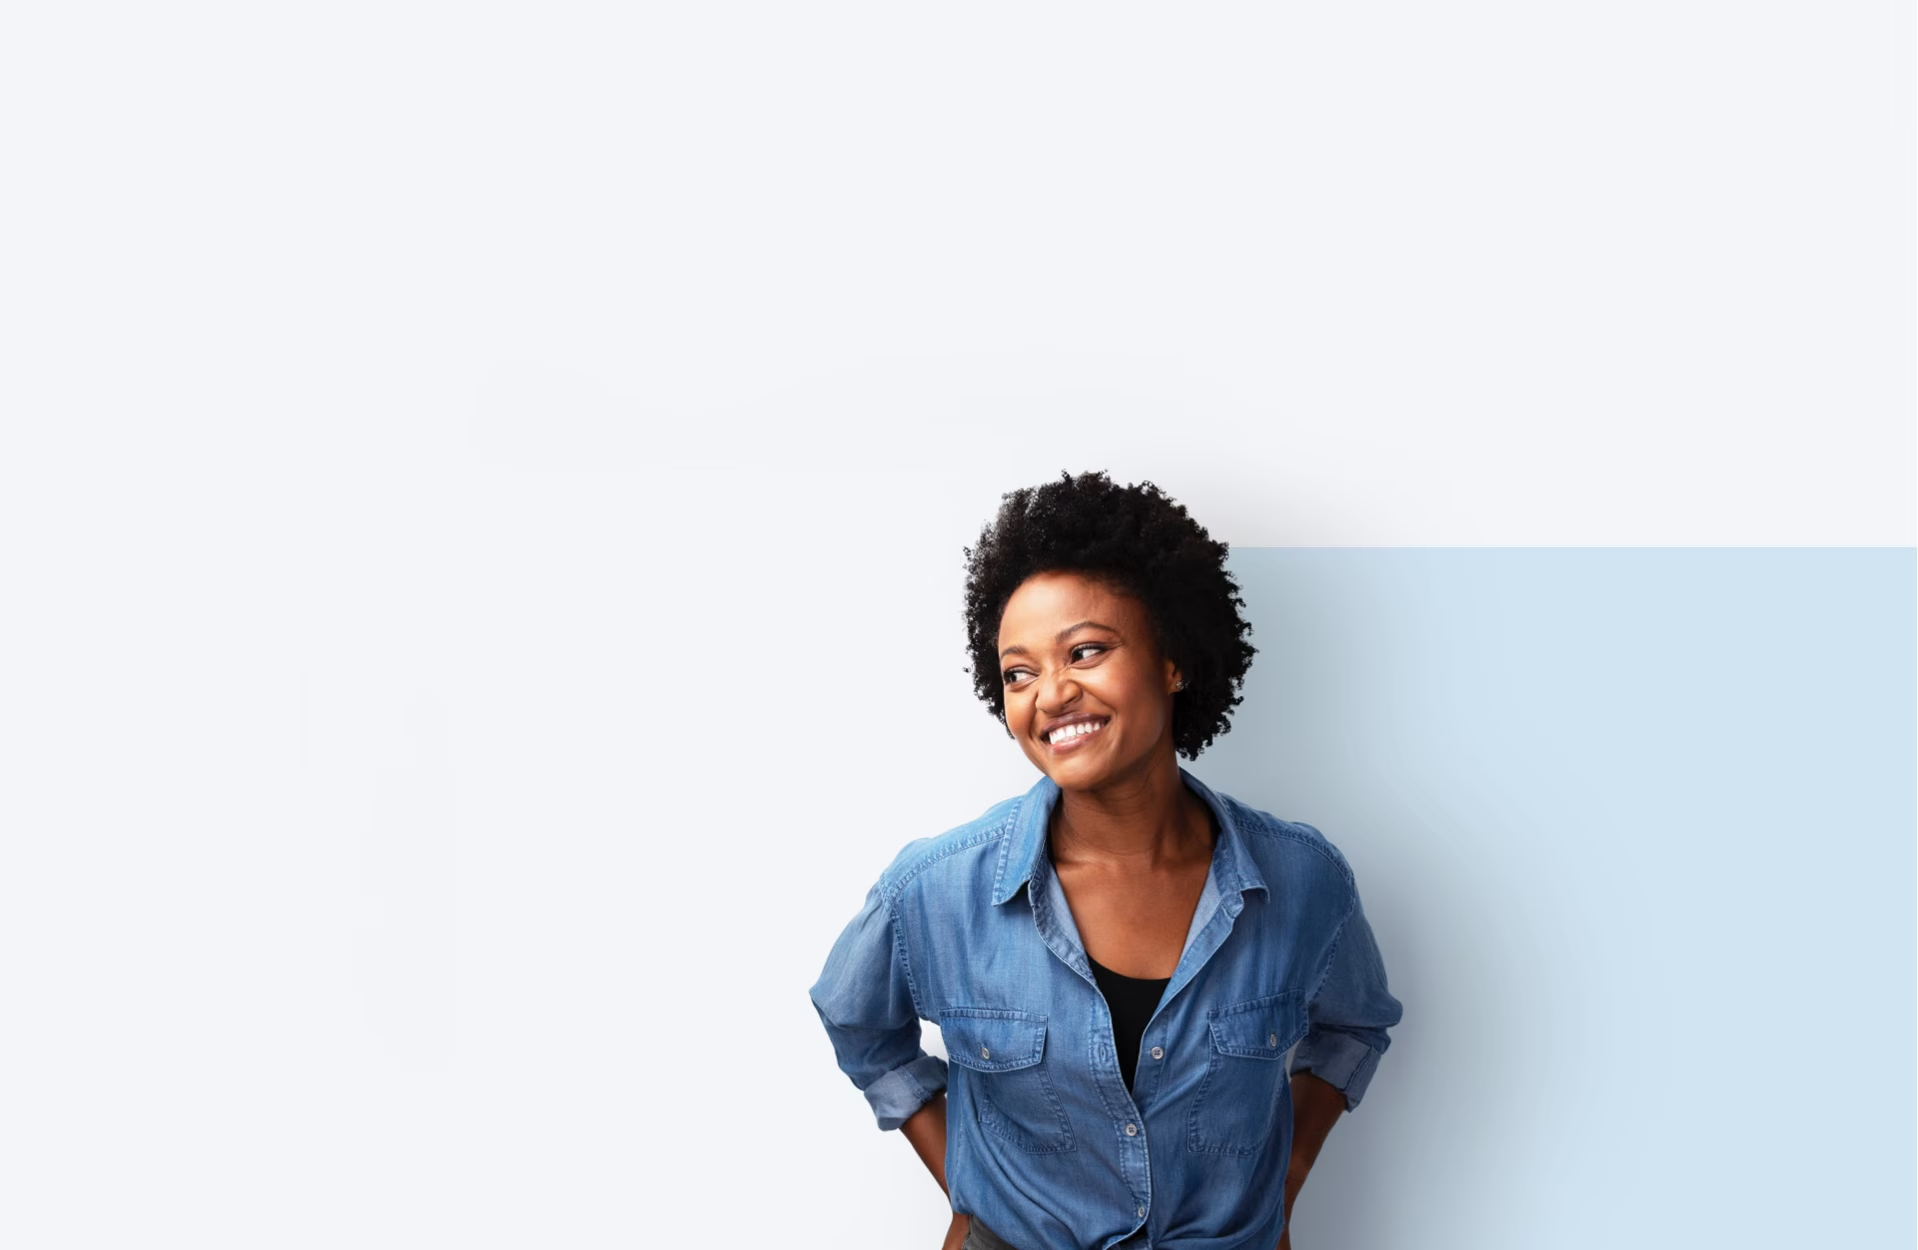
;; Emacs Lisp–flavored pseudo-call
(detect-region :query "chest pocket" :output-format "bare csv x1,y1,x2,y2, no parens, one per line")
941,1008,1075,1155
1186,990,1307,1157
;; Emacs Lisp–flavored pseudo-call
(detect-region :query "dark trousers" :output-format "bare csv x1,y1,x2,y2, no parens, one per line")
961,1216,1020,1250
962,1215,1151,1250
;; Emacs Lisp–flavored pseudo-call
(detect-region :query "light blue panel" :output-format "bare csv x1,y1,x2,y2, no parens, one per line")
1200,549,1915,1250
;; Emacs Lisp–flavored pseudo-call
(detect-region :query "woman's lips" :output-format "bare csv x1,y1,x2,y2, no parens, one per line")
1043,717,1108,753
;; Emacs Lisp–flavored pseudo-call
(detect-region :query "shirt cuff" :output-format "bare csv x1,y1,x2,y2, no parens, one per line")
865,1054,949,1131
1291,1029,1384,1111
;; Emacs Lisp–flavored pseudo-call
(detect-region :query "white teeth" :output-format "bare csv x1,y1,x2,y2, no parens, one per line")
1049,720,1102,744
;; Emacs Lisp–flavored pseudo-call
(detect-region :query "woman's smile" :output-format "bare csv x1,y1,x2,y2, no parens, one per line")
1040,714,1109,752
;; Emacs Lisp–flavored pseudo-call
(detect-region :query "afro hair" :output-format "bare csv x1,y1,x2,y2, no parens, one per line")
962,470,1256,759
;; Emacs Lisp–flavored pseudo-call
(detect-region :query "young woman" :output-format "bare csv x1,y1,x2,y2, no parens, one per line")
810,472,1402,1250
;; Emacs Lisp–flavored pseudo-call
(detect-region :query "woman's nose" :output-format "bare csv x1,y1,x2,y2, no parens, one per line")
1036,668,1081,715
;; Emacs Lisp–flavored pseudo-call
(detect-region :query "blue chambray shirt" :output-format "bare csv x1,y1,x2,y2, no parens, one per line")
810,770,1402,1250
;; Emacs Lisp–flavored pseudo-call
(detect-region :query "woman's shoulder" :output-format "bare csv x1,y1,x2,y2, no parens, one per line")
869,791,1028,901
1209,787,1361,893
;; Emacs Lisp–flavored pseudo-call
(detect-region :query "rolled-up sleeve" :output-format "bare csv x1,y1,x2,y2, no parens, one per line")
809,880,948,1131
1293,889,1402,1111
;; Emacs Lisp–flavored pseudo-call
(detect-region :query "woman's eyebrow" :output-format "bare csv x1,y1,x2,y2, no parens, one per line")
999,621,1120,658
1055,619,1118,641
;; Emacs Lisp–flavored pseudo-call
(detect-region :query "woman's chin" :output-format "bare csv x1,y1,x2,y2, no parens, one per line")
1040,751,1123,793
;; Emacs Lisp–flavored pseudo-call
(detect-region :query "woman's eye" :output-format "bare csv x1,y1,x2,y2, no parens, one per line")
1002,667,1034,686
1070,644,1107,662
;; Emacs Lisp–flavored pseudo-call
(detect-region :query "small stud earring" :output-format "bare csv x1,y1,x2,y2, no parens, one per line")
1173,678,1187,691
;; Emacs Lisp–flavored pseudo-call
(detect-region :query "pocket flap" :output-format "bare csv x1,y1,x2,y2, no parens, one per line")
1206,990,1306,1059
940,1008,1048,1073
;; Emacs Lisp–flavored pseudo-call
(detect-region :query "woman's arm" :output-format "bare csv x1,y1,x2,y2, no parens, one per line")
1278,1071,1346,1250
901,1094,969,1250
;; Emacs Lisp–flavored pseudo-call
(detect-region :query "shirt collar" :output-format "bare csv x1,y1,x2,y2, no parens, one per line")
992,767,1268,906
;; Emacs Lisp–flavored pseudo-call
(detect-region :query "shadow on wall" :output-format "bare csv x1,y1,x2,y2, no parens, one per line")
1199,548,1916,1250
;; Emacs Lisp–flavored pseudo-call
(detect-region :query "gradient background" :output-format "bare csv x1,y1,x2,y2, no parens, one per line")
3,4,1912,1248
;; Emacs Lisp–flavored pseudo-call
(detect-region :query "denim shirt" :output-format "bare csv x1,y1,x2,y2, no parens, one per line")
809,770,1403,1250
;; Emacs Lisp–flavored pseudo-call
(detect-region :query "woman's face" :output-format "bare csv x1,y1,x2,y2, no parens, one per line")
996,570,1181,793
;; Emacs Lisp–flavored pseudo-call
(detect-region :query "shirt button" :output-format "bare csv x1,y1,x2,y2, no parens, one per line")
1269,1033,1278,1047
980,1046,990,1059
1150,1046,1164,1060
1136,1206,1146,1218
1125,1122,1138,1136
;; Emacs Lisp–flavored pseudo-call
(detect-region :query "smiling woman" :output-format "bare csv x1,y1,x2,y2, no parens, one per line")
809,471,1403,1250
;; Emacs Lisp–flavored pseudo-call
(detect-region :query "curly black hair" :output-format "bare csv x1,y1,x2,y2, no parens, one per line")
962,470,1257,759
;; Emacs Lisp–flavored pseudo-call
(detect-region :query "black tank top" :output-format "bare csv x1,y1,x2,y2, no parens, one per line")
1087,956,1171,1094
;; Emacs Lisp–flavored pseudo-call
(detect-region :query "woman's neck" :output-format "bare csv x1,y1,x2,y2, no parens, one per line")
1049,753,1212,870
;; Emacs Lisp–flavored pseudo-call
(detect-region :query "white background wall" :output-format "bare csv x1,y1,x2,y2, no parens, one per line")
2,3,1911,1248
